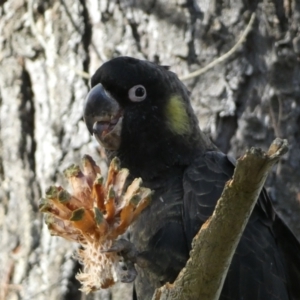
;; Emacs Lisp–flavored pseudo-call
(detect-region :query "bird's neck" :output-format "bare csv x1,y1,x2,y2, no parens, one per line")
109,129,213,181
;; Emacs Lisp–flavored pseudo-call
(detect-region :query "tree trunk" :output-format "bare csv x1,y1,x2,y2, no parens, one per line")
0,0,299,299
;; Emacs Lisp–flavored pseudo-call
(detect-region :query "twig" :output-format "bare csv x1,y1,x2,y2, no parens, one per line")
179,13,256,81
153,138,288,300
28,0,255,82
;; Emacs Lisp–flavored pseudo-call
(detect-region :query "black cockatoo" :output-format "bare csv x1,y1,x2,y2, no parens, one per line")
83,56,300,300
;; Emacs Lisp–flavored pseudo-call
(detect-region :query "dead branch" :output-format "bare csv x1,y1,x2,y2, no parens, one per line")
179,13,256,81
152,138,288,300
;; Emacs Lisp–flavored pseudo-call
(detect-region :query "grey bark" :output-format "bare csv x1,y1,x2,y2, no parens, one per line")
0,0,299,299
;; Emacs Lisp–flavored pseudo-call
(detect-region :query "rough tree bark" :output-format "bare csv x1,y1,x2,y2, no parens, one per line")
0,1,299,300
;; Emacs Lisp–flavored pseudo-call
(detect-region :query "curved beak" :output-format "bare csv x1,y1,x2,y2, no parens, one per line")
83,83,123,150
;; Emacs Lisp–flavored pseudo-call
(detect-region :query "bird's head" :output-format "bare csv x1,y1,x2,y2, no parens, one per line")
84,57,212,179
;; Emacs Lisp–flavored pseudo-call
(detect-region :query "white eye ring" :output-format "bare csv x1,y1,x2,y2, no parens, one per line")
128,85,147,102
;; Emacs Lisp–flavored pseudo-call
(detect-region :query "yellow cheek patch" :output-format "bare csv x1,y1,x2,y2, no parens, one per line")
165,95,190,135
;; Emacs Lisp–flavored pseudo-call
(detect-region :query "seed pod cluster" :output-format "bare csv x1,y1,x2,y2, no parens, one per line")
39,155,152,293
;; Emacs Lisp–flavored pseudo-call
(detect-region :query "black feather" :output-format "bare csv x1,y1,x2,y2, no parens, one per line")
86,57,300,300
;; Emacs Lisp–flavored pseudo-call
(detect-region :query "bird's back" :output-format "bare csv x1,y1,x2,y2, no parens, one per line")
183,150,300,300
132,150,300,300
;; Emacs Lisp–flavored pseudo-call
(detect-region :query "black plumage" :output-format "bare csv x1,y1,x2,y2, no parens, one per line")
84,56,300,300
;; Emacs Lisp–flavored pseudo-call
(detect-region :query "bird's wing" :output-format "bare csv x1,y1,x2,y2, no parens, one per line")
182,150,235,244
273,213,300,300
182,150,296,300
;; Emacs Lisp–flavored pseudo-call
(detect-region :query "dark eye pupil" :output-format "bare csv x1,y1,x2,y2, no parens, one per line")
135,87,145,97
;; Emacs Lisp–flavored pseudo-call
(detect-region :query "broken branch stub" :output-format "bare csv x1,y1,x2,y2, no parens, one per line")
153,138,288,300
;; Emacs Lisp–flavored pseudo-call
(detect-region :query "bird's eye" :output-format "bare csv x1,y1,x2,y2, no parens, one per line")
128,85,147,102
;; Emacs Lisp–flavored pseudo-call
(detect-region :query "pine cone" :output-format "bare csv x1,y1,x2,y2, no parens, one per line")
39,155,152,293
